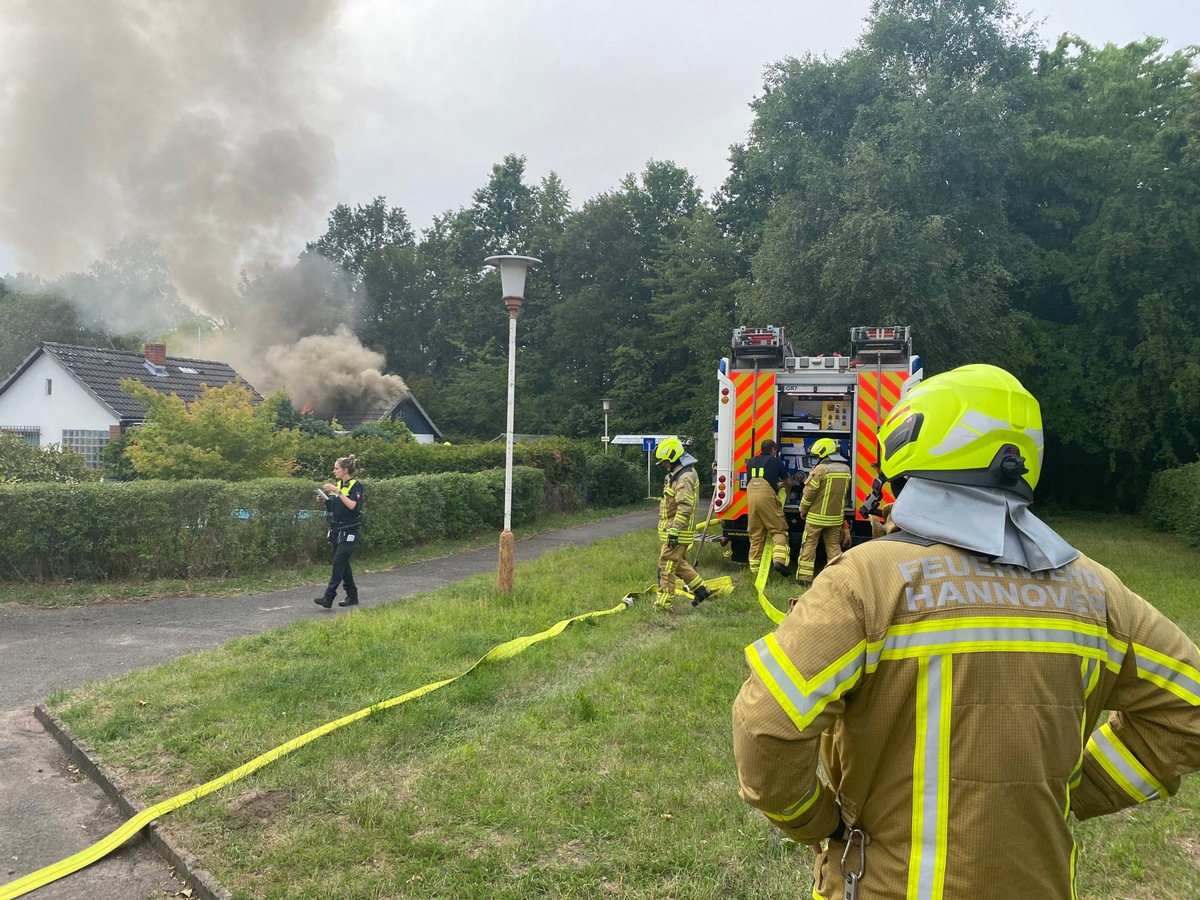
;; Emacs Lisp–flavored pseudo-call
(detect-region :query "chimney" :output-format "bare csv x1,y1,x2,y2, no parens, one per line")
144,343,167,367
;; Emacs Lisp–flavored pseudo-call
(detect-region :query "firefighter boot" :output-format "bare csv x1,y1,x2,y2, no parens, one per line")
313,596,334,609
654,590,673,611
690,584,714,607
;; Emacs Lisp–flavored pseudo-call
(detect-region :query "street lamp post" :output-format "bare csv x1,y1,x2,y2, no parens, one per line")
601,398,611,453
484,254,541,593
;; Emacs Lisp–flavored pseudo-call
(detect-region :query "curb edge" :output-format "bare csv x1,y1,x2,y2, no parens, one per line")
32,703,232,900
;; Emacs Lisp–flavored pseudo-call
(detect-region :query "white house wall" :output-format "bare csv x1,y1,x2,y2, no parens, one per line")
0,355,117,446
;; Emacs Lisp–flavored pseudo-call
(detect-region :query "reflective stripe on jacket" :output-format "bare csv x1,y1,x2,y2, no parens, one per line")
732,538,1200,900
800,461,850,527
658,464,699,542
744,452,790,491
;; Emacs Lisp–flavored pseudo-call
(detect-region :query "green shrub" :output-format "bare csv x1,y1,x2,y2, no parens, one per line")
0,467,546,583
349,418,413,442
1144,462,1200,548
515,439,587,486
292,437,586,486
294,436,507,480
584,453,644,507
99,430,139,481
0,432,99,483
507,467,546,526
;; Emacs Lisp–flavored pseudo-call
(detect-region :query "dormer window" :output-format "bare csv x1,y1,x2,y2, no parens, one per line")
143,360,169,377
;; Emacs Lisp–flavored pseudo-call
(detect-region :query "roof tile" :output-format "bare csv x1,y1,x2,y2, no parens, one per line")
40,342,261,420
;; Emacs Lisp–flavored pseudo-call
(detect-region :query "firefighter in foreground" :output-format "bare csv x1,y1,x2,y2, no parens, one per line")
743,439,793,577
795,437,851,587
732,364,1200,900
654,437,712,610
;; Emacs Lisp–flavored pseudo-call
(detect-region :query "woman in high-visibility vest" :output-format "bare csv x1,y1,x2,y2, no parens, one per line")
314,455,364,609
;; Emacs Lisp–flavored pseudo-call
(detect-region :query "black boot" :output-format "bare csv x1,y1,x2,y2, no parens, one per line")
690,584,713,607
313,596,333,609
338,595,359,607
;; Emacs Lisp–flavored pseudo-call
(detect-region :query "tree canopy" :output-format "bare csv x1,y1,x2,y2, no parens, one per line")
120,380,299,480
4,0,1198,509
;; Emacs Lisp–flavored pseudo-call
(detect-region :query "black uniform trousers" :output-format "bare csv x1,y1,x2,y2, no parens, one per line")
323,528,359,602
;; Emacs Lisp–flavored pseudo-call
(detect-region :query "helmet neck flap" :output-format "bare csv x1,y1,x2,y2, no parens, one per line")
890,478,1077,572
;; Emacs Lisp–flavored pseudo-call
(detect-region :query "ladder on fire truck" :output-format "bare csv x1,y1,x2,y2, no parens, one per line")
850,326,912,361
730,326,795,368
850,326,914,442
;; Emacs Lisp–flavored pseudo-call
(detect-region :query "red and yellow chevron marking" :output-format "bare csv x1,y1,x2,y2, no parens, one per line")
724,371,776,520
854,370,907,518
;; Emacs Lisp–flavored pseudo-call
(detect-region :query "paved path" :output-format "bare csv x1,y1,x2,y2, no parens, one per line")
0,509,658,900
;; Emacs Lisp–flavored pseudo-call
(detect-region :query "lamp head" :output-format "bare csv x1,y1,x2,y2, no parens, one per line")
484,254,542,300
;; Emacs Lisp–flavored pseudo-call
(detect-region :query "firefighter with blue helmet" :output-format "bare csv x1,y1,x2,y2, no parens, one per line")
654,437,712,610
733,364,1200,899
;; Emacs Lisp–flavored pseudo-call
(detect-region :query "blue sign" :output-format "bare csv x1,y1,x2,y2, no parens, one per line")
643,437,657,452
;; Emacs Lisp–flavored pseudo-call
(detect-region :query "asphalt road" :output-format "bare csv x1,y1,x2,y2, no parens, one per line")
0,509,659,900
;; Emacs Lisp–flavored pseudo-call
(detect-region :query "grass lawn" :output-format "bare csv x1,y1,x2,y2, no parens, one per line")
45,514,1200,899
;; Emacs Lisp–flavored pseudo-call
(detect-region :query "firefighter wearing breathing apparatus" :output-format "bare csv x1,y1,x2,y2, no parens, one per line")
654,437,712,610
732,364,1200,900
744,438,793,578
795,437,851,586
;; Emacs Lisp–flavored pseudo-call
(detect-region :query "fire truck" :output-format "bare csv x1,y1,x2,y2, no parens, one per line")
711,325,922,562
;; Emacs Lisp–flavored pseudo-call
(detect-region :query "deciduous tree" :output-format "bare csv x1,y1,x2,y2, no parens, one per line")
121,380,298,480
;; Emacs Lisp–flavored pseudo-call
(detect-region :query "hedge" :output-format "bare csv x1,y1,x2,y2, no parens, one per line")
0,467,545,583
292,436,584,482
581,453,645,508
1143,462,1200,548
108,436,613,518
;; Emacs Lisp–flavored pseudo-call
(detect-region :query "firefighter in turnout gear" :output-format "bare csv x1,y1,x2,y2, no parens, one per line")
743,439,792,577
795,437,851,586
654,437,712,610
732,364,1200,900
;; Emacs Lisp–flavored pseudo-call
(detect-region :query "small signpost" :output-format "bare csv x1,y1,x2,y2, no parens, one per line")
610,435,684,500
643,436,658,498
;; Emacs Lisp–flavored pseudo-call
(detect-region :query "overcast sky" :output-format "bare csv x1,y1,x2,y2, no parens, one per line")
329,0,1199,233
0,0,1197,283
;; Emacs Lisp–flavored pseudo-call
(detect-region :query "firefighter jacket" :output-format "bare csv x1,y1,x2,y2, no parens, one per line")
800,460,851,527
744,451,790,491
732,536,1200,900
658,462,699,543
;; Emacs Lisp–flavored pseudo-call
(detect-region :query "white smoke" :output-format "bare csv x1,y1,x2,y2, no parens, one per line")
0,0,406,420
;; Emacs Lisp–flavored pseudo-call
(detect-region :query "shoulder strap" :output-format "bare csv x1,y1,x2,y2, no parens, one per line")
874,531,938,547
671,464,695,485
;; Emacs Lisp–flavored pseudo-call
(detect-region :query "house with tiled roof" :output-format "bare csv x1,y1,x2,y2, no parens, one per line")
0,342,261,467
332,393,444,444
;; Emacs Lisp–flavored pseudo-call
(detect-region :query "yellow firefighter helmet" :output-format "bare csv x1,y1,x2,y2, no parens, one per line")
654,437,685,465
811,437,839,460
877,364,1042,498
